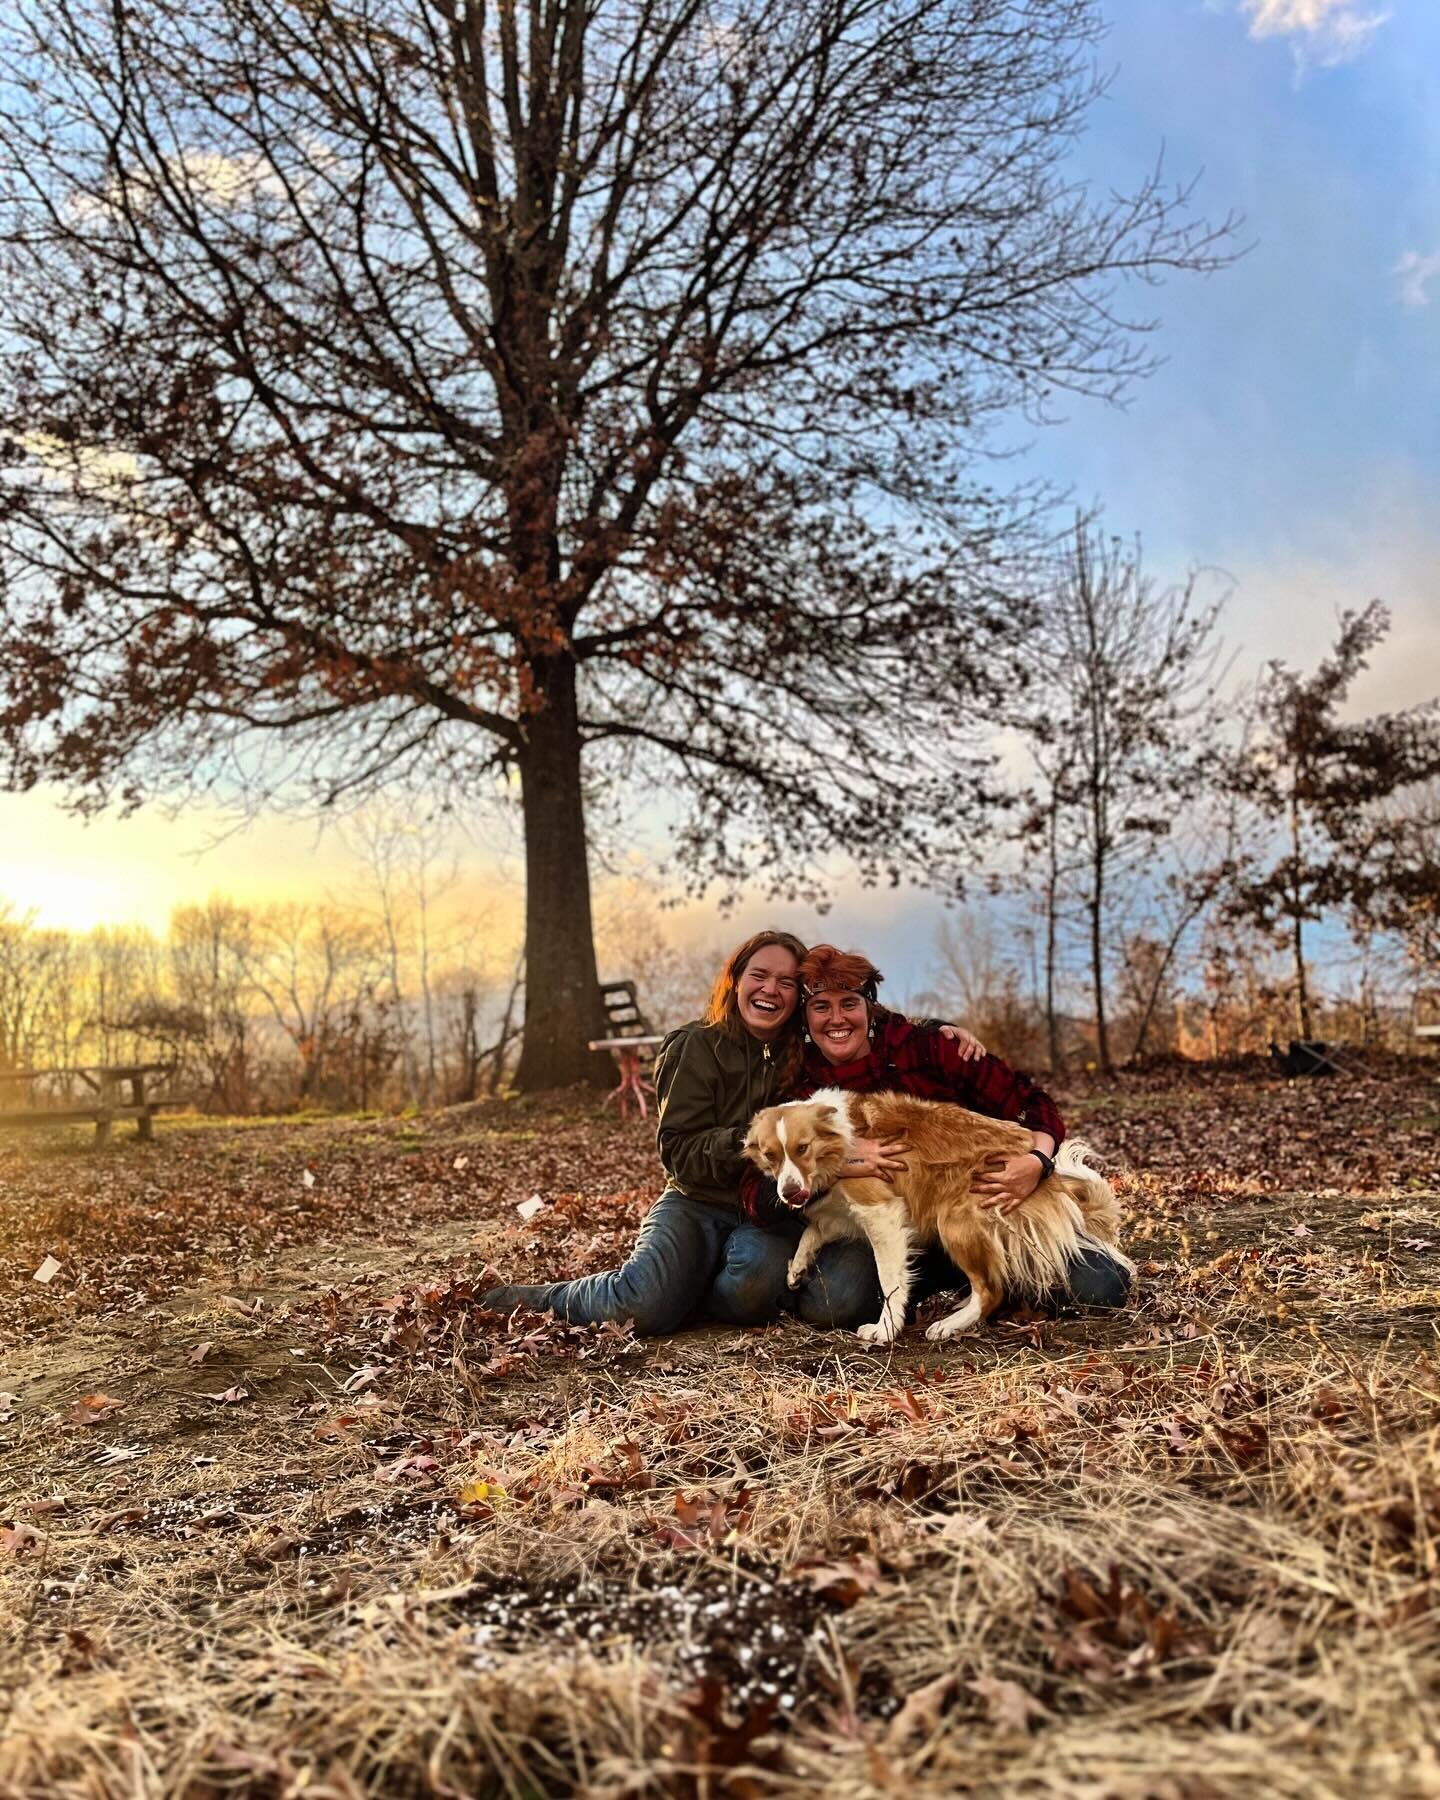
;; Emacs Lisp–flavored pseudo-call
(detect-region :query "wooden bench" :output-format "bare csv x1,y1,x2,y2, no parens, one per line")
0,1064,179,1143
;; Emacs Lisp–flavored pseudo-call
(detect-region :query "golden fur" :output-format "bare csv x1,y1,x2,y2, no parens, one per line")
743,1088,1131,1343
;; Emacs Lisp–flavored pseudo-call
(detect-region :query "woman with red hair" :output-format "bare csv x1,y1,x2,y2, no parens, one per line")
766,944,1131,1330
482,931,981,1334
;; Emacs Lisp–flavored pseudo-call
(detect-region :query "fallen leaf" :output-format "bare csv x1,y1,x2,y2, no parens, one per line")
934,1512,994,1545
93,1506,148,1533
886,1672,956,1746
71,1393,123,1426
59,1627,106,1673
312,1414,360,1440
0,1523,45,1555
188,1340,213,1365
798,1555,884,1607
302,1168,316,1189
887,1387,930,1424
205,1386,251,1405
968,1675,1049,1733
383,1451,440,1483
457,1477,506,1506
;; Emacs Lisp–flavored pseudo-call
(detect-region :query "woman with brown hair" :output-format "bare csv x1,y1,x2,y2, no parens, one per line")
480,930,820,1331
481,929,975,1333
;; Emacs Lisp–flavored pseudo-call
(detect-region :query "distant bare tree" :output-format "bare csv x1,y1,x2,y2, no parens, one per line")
168,896,258,1108
0,904,65,1071
347,808,479,1104
1017,517,1226,1071
593,881,717,1030
245,903,386,1101
1120,775,1246,1064
89,926,167,1065
916,911,1046,1069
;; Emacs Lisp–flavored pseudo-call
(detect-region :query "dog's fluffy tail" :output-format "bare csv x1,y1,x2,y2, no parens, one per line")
987,1139,1134,1298
1055,1139,1135,1278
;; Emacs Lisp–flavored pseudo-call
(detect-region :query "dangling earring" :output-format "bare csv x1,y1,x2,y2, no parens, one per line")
867,1017,875,1041
802,1027,811,1043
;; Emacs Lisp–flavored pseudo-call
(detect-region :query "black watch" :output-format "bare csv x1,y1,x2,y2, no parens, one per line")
1028,1147,1056,1181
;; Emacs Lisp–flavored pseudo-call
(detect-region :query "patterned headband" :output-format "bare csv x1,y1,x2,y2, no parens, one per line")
801,971,883,1003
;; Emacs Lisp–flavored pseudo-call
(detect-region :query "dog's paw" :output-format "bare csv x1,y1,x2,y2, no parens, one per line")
856,1318,898,1346
785,1259,810,1290
925,1307,981,1342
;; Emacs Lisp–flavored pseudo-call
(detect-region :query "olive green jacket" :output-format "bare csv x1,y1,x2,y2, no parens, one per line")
653,1020,783,1209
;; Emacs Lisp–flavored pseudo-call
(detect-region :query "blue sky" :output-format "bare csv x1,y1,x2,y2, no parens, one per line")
1015,0,1440,702
5,0,1437,1003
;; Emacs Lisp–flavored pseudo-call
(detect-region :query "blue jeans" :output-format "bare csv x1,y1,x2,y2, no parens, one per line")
483,1191,1129,1335
485,1189,797,1334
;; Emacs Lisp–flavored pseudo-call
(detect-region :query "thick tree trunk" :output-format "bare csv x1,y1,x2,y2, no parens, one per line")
512,652,612,1090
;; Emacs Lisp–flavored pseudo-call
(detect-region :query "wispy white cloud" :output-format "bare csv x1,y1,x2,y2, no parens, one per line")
1239,0,1390,67
1394,250,1440,308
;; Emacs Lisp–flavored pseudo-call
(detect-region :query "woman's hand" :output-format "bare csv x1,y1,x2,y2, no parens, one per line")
972,1151,1043,1215
938,1024,987,1061
841,1135,909,1182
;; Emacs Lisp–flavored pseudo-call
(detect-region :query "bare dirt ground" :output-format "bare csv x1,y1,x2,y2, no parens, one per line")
1,1059,1438,1798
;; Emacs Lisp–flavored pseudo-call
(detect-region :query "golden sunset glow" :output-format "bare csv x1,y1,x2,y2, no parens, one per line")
0,789,521,936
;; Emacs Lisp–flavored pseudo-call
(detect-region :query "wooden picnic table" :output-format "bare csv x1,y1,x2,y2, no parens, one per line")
588,1034,667,1121
0,1063,177,1143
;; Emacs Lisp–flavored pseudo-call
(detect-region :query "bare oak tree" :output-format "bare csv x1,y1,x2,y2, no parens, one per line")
0,0,1231,1084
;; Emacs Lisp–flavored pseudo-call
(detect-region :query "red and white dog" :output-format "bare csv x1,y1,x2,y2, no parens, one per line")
744,1088,1131,1344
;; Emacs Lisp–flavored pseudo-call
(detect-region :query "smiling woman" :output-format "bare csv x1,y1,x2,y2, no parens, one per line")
778,942,1132,1332
733,948,799,1042
481,930,814,1333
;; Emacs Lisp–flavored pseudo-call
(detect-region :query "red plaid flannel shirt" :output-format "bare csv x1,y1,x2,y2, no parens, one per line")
739,1011,1065,1225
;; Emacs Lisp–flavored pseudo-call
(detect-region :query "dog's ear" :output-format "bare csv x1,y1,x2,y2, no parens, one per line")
814,1104,840,1124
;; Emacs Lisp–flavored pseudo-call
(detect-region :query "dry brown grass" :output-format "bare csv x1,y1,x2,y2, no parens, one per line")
1,1062,1438,1797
